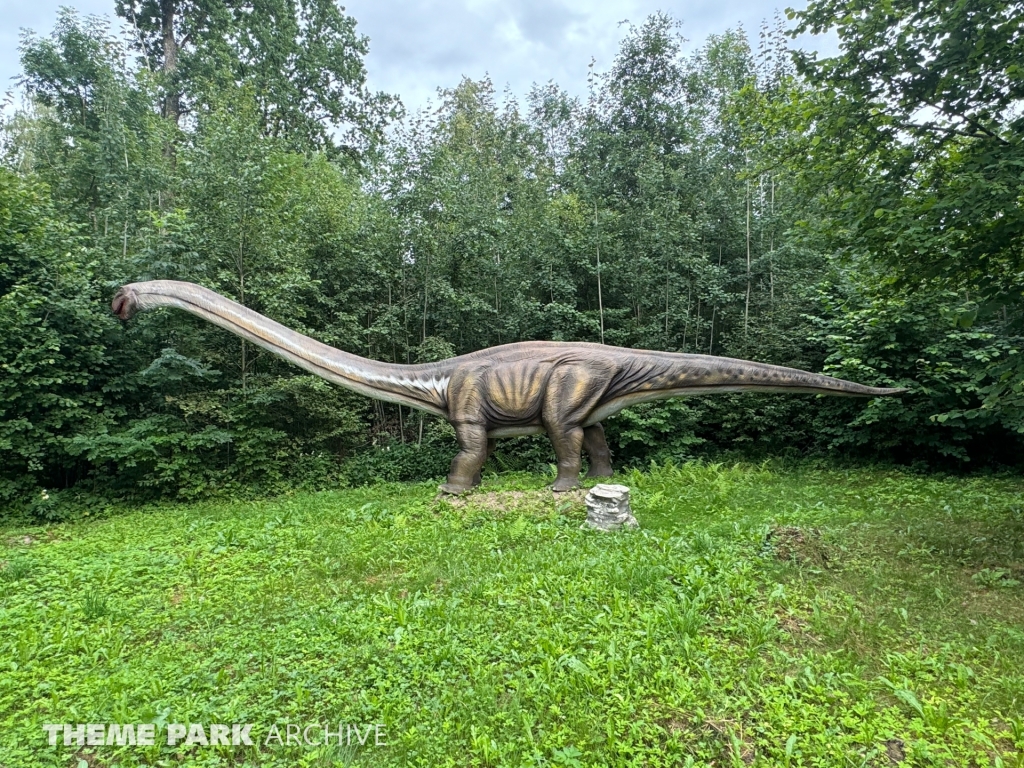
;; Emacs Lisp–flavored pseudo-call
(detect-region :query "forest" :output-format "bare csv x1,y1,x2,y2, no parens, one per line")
3,4,1024,766
2,0,1023,518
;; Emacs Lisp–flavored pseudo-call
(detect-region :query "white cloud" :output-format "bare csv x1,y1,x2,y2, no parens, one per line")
344,0,838,115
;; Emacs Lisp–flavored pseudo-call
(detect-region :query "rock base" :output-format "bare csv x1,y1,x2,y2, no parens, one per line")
581,484,638,531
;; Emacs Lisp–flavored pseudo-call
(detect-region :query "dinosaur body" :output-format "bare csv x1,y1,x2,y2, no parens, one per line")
112,280,906,492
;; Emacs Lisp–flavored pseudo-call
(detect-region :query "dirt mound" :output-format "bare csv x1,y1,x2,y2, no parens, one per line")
764,526,830,567
439,487,587,516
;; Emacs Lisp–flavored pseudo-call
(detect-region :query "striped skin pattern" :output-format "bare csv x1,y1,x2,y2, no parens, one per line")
112,281,907,493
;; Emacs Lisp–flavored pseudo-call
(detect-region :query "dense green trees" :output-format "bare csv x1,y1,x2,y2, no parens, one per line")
779,0,1024,448
790,0,1024,300
113,0,398,152
2,2,1021,517
0,170,130,512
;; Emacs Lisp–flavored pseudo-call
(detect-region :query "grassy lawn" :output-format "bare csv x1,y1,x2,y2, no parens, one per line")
2,463,1023,767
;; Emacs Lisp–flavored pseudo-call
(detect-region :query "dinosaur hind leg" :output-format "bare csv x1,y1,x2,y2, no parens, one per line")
548,425,585,492
583,423,614,478
543,363,613,492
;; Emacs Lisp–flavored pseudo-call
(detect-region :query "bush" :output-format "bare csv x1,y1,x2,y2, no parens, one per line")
0,170,140,514
341,442,454,486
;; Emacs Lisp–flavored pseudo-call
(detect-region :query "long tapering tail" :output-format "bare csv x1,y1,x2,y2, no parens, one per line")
647,352,907,397
112,280,450,415
588,349,905,423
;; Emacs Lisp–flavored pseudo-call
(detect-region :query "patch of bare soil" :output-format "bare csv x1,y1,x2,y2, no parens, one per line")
764,526,830,567
774,606,821,646
885,737,905,764
439,487,587,516
664,716,689,735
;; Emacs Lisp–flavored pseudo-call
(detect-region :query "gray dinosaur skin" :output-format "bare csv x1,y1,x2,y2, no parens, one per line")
112,280,907,493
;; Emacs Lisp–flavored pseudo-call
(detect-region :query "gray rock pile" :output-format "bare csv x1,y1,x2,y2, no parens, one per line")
581,484,638,531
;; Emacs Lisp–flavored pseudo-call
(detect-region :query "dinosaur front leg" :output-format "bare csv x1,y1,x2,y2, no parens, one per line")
583,423,614,478
440,422,489,495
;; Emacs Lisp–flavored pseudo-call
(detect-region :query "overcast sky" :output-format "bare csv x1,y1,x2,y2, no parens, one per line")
0,0,838,115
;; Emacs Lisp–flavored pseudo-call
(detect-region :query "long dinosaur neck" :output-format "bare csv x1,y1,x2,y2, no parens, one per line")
113,280,450,415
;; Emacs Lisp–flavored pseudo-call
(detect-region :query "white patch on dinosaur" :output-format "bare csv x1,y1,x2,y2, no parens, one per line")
330,363,449,396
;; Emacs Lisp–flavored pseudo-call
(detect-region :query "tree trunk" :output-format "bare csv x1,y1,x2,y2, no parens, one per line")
709,305,716,354
769,176,775,305
595,204,605,344
161,0,181,126
238,229,247,391
422,252,430,343
682,284,691,352
745,179,751,339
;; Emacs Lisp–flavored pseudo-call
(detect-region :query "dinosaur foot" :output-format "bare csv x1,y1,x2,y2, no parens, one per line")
585,465,614,478
438,482,473,496
551,479,581,493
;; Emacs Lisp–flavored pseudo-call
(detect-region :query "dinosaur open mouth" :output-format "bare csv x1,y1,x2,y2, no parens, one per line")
111,287,138,320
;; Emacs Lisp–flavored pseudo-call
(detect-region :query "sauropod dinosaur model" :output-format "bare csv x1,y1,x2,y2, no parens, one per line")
112,280,907,493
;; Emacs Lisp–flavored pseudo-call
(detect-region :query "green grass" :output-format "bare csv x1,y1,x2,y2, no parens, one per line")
1,463,1023,767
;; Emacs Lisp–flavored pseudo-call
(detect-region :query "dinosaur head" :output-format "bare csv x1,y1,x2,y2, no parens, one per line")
111,285,140,320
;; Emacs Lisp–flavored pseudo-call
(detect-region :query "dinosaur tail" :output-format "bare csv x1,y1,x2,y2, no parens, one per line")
112,280,450,415
665,353,907,397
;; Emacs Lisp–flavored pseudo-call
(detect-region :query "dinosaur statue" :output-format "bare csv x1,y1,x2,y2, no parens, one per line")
112,280,906,493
